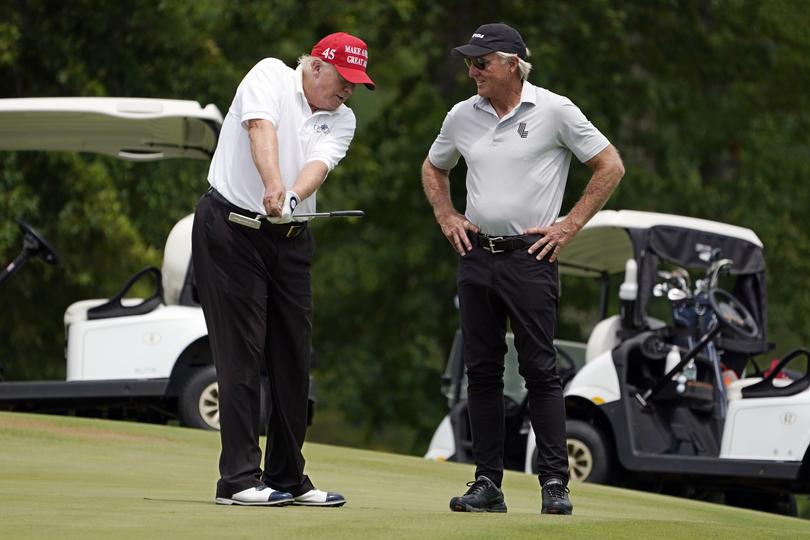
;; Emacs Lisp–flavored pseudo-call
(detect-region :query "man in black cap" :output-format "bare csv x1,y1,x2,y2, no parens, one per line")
422,23,624,515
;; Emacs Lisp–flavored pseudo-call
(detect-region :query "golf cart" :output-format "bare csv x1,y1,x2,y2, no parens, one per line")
426,210,810,515
0,97,314,430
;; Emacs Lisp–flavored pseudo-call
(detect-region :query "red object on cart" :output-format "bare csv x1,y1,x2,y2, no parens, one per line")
762,359,792,380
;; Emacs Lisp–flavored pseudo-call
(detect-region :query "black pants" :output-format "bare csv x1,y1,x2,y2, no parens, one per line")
457,243,568,487
192,190,315,498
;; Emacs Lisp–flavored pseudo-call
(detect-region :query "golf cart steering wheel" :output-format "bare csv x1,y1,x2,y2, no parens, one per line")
708,288,759,339
17,219,59,265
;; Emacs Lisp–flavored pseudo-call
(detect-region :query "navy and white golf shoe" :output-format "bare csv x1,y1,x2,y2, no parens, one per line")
292,489,347,507
215,485,294,506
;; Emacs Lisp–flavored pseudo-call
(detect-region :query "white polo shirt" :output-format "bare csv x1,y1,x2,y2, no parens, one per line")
429,81,609,236
208,58,356,215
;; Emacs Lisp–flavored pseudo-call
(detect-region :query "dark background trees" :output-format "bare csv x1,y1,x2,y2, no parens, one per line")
2,0,809,454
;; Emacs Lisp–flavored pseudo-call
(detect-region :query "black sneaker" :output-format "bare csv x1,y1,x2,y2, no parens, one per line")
541,478,573,515
449,476,507,513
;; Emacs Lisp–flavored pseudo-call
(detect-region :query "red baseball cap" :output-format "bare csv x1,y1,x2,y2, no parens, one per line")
311,32,375,90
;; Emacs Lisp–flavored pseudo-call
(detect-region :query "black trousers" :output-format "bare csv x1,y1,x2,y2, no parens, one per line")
457,242,568,487
192,190,315,498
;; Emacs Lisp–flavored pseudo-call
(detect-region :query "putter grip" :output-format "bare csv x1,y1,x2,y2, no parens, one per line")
330,210,365,217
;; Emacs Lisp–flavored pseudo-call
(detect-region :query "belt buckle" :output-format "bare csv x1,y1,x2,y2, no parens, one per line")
286,224,303,238
485,236,504,254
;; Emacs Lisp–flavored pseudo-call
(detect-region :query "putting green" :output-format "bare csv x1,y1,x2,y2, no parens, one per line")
0,412,808,539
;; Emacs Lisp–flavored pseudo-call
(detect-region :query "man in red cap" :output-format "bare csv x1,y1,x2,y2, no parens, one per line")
192,32,374,507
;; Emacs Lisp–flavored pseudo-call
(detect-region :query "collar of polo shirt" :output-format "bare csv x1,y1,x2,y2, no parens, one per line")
473,79,536,116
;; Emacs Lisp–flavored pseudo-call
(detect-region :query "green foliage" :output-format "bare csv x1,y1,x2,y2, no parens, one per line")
2,0,810,454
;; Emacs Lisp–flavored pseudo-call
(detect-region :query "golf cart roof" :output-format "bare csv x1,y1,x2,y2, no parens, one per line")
559,210,763,278
0,97,222,161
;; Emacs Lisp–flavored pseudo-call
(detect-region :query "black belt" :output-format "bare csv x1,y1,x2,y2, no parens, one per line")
208,187,307,238
471,232,538,253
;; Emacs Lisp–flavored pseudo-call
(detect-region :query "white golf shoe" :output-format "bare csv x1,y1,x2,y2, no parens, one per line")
215,485,294,506
292,489,346,507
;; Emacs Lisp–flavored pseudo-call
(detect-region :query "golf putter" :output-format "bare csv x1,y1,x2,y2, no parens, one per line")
228,210,365,229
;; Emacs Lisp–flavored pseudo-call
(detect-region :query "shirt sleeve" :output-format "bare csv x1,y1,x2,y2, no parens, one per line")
555,98,610,163
237,60,284,128
306,110,356,172
428,109,461,171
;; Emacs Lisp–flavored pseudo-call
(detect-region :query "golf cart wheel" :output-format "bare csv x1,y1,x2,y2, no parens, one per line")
178,366,220,430
565,420,612,484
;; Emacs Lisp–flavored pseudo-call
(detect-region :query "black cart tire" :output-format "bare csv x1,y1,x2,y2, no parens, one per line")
178,366,220,430
565,419,612,484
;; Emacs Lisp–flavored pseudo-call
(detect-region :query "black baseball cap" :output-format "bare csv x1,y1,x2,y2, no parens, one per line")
452,23,528,59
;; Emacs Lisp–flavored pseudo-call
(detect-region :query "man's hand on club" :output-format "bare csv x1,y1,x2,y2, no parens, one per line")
268,190,300,224
438,211,478,256
263,184,286,217
525,220,579,263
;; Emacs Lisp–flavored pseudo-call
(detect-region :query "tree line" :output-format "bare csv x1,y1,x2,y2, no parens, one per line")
2,0,809,453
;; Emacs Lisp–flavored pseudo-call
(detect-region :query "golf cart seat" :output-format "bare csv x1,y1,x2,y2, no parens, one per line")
585,315,666,363
725,349,810,400
726,378,765,401
63,214,195,325
585,316,621,363
740,348,810,399
726,376,796,400
159,213,195,307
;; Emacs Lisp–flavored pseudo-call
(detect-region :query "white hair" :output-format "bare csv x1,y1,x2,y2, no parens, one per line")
297,54,318,72
495,49,532,80
298,54,343,80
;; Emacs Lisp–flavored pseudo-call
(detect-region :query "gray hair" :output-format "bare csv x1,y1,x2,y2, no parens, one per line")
495,49,532,80
297,54,318,72
298,54,343,79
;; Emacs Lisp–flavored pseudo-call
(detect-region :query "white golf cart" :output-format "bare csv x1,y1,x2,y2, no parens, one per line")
427,210,810,515
0,98,313,430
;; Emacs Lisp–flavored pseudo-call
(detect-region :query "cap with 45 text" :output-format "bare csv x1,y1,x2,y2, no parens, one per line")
311,32,375,90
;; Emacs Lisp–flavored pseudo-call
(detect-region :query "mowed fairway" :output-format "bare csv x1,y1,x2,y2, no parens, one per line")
0,412,808,539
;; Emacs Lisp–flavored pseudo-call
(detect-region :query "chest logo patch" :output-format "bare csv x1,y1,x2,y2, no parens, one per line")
314,123,331,134
517,122,529,139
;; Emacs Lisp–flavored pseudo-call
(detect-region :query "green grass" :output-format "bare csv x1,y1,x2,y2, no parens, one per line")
1,412,809,539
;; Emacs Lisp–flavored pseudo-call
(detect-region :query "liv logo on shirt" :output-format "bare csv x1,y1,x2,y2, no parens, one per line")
517,122,529,139
314,123,331,134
